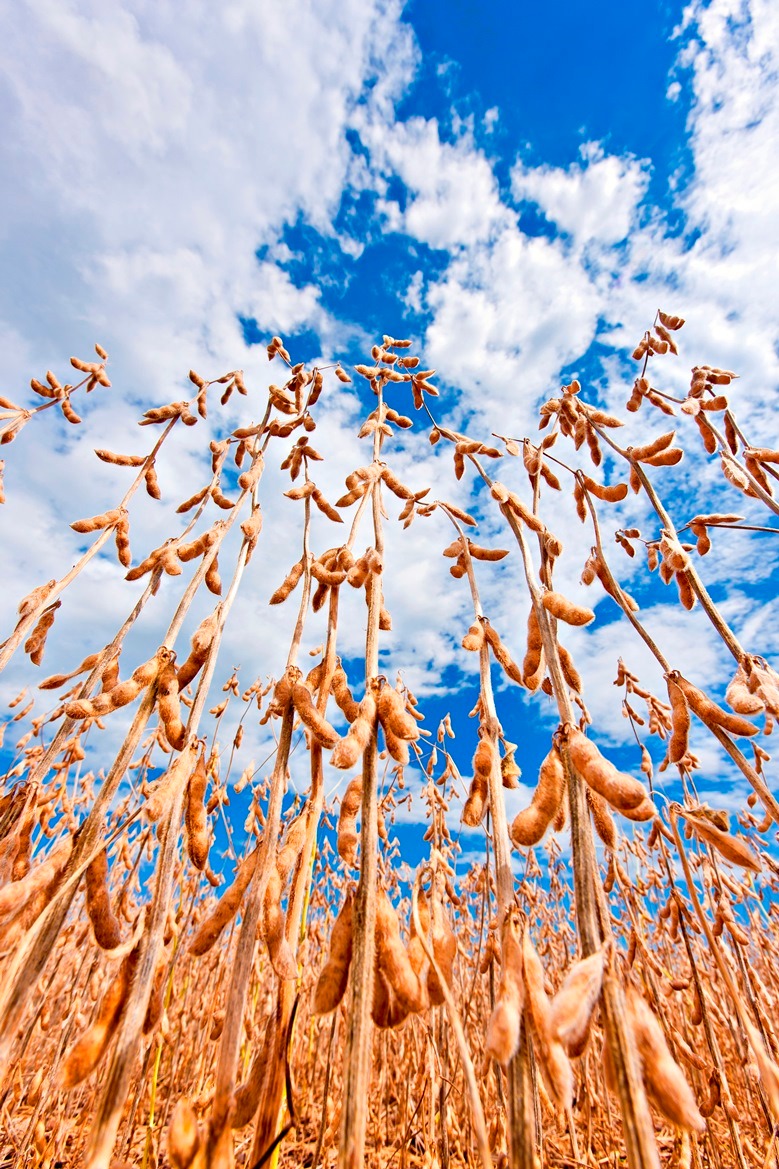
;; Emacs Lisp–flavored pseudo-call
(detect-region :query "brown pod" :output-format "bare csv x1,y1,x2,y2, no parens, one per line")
157,658,186,750
680,811,761,872
24,602,60,666
501,748,522,789
10,814,34,882
557,644,582,693
699,1070,721,1119
411,889,456,1006
671,671,759,738
133,649,167,688
204,553,222,595
666,676,691,765
643,446,684,467
486,999,521,1068
189,847,258,955
270,669,297,713
144,465,161,499
70,509,121,534
261,868,297,980
292,683,339,748
145,739,198,823
581,475,628,502
510,746,565,848
377,684,419,741
462,773,488,826
375,890,426,1014
85,848,123,950
542,591,595,627
625,987,705,1133
330,693,377,770
473,735,494,777
177,529,216,563
143,958,167,1035
523,929,574,1111
95,449,145,467
39,650,100,691
185,748,209,871
337,777,362,868
176,485,210,514
630,430,676,462
462,735,495,826
726,663,764,715
371,965,404,1029
565,726,648,813
312,486,344,523
486,907,525,1066
99,650,121,694
277,809,308,882
619,797,655,822
269,558,305,605
522,605,544,688
461,621,485,651
0,836,71,925
168,1100,202,1169
177,611,220,690
241,506,263,551
383,723,410,765
549,948,605,1058
484,624,523,684
587,789,616,849
675,571,696,611
60,946,139,1089
314,886,355,1014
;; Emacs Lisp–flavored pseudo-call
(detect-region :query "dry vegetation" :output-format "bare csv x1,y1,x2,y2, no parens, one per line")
0,316,778,1169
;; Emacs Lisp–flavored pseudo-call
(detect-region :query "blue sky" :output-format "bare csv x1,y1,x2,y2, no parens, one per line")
1,0,778,875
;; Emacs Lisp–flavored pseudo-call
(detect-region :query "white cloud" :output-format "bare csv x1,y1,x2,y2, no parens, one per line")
365,116,510,249
511,143,650,248
0,0,417,373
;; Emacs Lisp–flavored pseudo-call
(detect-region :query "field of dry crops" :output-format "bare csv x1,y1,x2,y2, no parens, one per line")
0,315,778,1169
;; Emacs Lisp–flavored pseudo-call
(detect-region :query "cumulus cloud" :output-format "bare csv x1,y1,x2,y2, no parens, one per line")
511,143,650,248
364,116,510,249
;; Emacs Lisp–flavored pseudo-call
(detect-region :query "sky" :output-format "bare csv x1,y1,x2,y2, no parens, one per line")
0,0,778,874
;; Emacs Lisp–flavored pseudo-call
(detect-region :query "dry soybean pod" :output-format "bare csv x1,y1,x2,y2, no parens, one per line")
60,945,140,1089
541,590,595,627
462,733,494,827
189,847,259,956
330,692,377,770
670,671,759,738
548,948,605,1058
85,847,123,950
522,604,545,690
486,905,525,1067
563,725,648,813
292,682,339,748
625,987,705,1133
185,746,209,871
666,676,691,764
337,777,363,869
510,745,565,848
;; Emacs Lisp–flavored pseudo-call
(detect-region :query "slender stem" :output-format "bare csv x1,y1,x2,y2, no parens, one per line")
338,387,387,1169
